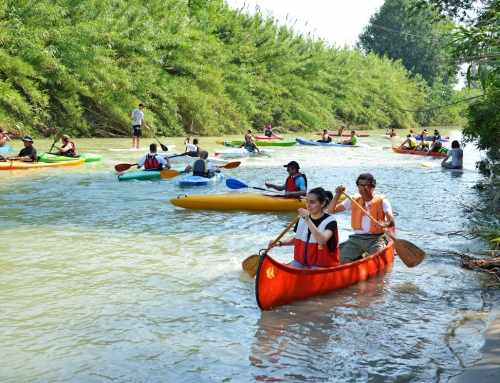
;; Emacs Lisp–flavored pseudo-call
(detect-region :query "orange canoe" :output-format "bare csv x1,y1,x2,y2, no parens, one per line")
255,240,395,310
0,158,85,170
391,145,446,157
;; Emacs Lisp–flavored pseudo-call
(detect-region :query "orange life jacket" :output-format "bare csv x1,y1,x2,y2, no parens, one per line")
351,194,387,234
294,215,340,267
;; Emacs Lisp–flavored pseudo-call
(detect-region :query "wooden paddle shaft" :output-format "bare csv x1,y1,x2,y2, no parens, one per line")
342,192,395,241
265,216,300,252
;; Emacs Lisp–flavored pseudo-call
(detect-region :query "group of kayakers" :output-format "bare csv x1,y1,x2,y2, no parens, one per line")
398,134,463,168
268,167,394,269
316,128,359,145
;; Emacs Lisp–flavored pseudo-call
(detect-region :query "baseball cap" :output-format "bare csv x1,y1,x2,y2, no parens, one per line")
22,135,33,142
283,161,300,170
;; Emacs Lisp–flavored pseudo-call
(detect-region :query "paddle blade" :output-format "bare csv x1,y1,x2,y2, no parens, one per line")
222,161,241,169
242,254,261,278
115,163,133,172
394,239,428,267
226,178,248,189
160,169,182,179
160,143,169,152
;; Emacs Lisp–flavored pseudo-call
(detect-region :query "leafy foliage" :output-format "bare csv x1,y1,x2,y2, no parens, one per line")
0,0,429,137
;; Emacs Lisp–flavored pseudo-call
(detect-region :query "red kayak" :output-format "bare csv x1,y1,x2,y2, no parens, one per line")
256,135,282,140
255,240,394,310
391,145,446,157
316,132,370,137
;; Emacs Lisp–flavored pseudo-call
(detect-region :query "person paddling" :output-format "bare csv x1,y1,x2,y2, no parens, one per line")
7,135,38,162
317,129,332,143
264,125,279,139
399,134,418,150
239,134,262,154
184,137,202,157
267,187,340,269
53,135,78,157
339,131,358,145
137,143,171,171
338,125,346,135
0,126,11,147
265,161,307,197
184,150,220,178
328,173,395,264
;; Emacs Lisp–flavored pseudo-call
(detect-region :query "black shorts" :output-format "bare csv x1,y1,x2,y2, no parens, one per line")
133,125,142,137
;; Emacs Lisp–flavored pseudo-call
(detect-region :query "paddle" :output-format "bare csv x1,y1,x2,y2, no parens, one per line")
114,153,190,172
48,133,61,153
160,161,241,179
342,191,427,267
149,130,169,152
226,178,267,191
242,216,300,278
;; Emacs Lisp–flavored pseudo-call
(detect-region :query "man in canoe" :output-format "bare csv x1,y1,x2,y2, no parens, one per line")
386,128,397,137
130,103,152,149
137,143,171,171
184,137,202,157
0,126,11,147
339,131,358,145
426,136,443,155
239,134,262,155
264,125,279,138
7,135,38,162
52,135,77,157
317,129,332,143
441,140,463,169
399,134,418,150
265,160,307,197
184,150,220,178
268,187,340,268
329,173,395,264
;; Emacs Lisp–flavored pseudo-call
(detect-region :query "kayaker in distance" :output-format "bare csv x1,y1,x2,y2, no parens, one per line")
328,173,395,264
184,137,202,157
267,187,340,269
245,129,257,141
399,134,418,151
338,125,346,135
433,129,442,141
417,129,428,139
426,136,443,156
239,135,262,154
184,150,220,178
137,143,171,171
7,135,38,162
441,140,463,169
0,126,11,147
317,129,332,143
386,128,397,137
265,161,307,197
52,135,78,157
339,131,358,145
264,125,279,138
130,103,152,149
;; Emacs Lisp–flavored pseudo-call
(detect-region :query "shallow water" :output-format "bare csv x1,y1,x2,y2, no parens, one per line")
0,129,495,382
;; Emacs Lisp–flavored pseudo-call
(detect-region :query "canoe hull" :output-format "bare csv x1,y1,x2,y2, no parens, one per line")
296,138,367,147
217,140,296,147
0,158,85,170
214,149,273,158
255,241,395,310
178,173,224,186
118,166,185,181
414,135,449,143
38,153,102,162
392,146,446,157
255,135,282,140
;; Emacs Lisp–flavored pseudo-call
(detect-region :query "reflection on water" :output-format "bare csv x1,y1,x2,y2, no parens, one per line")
0,132,495,382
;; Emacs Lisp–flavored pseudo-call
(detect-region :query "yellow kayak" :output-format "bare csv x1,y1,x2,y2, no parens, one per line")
170,193,345,211
0,158,85,170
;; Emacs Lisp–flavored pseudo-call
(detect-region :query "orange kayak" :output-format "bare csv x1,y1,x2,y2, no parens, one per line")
391,146,446,157
0,158,85,170
255,240,394,310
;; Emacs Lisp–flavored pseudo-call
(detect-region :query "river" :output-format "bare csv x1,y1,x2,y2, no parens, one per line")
0,128,496,382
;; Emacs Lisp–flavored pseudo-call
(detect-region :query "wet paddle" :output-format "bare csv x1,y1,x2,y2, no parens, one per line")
242,216,300,278
48,133,61,153
160,161,241,179
114,153,190,172
226,178,267,191
342,191,427,267
149,129,169,152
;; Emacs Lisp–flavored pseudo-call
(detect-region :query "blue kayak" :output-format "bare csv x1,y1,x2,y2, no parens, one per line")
414,135,449,143
0,146,13,153
295,138,367,147
178,173,224,186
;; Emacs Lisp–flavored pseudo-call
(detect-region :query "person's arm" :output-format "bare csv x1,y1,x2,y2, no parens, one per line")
254,143,262,154
268,235,295,248
184,165,192,173
54,144,71,154
1,133,11,142
398,139,408,149
328,186,347,214
375,200,395,229
265,182,284,191
441,152,451,164
137,155,147,169
140,118,151,131
159,156,171,170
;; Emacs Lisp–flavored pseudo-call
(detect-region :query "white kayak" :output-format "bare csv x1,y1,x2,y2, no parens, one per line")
109,145,175,152
163,152,229,165
178,173,224,186
421,161,476,173
214,148,273,158
380,135,401,140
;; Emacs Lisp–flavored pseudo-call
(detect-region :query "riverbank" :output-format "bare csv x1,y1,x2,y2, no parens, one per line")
448,296,500,383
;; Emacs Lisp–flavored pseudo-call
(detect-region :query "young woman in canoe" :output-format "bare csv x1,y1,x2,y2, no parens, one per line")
53,135,78,157
268,187,340,269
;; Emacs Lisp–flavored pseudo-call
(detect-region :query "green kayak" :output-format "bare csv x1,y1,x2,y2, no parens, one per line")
215,140,296,147
118,165,185,181
38,152,102,163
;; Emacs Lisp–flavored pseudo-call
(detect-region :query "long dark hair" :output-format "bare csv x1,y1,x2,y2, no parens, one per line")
308,187,333,207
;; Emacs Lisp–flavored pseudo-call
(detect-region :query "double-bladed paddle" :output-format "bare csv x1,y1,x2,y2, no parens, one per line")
160,161,241,179
114,153,190,172
342,191,427,267
242,216,300,278
226,178,268,191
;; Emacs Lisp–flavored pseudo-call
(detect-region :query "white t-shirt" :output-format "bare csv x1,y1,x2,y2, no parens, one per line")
189,159,216,172
341,196,392,234
185,143,197,152
449,147,464,167
138,153,168,167
131,108,144,126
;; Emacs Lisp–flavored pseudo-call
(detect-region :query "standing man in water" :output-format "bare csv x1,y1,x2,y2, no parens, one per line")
130,103,152,149
328,173,395,264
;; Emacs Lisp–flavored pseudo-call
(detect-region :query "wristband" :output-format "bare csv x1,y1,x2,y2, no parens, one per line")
278,240,282,247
